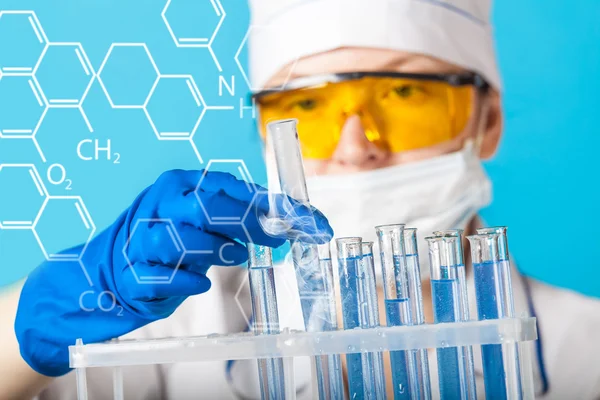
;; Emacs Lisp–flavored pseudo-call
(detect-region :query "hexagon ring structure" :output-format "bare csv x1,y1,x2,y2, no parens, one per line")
0,75,47,138
144,74,206,141
33,196,96,261
0,164,47,229
0,11,48,76
161,0,225,71
33,43,95,107
97,43,160,109
122,218,185,284
162,0,225,48
194,160,257,225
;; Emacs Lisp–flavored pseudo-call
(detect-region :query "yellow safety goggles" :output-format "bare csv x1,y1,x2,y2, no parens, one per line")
255,72,489,159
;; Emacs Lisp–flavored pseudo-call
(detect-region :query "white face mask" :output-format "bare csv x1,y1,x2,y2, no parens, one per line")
297,145,492,278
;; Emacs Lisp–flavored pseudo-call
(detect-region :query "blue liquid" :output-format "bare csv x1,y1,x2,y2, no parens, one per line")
431,278,463,399
340,256,363,398
474,261,507,400
386,298,412,399
339,256,378,399
394,254,432,400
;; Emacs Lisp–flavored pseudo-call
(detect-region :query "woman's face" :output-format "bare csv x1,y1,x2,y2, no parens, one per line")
261,47,502,178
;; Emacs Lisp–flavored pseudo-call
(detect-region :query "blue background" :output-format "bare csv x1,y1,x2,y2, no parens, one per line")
0,0,598,298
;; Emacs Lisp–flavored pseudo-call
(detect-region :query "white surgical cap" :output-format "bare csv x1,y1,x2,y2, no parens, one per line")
248,0,501,91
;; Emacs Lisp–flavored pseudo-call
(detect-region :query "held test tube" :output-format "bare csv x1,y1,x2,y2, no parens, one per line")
248,245,286,400
433,230,477,399
268,119,344,399
426,236,468,399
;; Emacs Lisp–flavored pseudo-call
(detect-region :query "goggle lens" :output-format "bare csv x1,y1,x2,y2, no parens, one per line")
258,76,474,159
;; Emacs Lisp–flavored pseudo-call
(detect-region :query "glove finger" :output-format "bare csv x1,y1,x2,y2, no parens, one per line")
121,262,211,301
126,220,187,266
128,222,249,268
193,188,333,245
180,229,249,267
153,169,269,212
159,188,285,247
194,170,269,209
148,170,332,245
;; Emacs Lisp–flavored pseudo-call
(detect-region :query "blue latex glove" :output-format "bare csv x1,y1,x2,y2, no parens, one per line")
15,169,333,377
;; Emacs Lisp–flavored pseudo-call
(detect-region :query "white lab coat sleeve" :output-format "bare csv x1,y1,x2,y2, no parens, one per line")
227,262,313,399
528,279,600,399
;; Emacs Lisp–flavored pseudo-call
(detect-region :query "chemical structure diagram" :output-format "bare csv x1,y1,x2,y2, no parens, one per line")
162,0,226,72
0,163,95,284
0,1,297,302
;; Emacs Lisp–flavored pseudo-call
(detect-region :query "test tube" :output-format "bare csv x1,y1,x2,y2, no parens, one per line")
268,119,344,399
433,230,469,320
475,227,522,399
467,233,508,400
426,236,468,399
360,242,387,399
433,230,477,399
315,243,345,400
248,244,286,400
336,237,370,399
475,227,515,318
403,228,432,400
375,224,413,399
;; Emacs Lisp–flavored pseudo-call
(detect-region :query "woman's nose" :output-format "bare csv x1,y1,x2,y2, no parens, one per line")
331,114,389,167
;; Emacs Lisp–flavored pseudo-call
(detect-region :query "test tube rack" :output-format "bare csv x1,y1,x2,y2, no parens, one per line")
70,317,538,400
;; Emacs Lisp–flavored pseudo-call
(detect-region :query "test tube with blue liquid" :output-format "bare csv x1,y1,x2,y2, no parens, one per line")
426,236,469,399
376,224,414,400
475,227,515,318
337,237,383,399
467,233,508,400
402,228,432,400
248,244,285,400
433,230,477,399
476,227,522,399
268,119,344,399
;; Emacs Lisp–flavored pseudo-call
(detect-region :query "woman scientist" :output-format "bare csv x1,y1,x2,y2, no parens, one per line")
2,0,600,399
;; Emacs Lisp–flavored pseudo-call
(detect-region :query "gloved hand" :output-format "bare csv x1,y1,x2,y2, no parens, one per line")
15,169,333,377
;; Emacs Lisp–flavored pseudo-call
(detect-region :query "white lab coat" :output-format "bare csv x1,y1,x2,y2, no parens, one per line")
38,256,600,399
